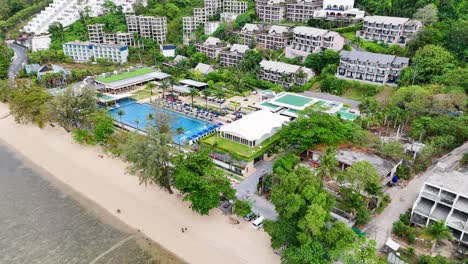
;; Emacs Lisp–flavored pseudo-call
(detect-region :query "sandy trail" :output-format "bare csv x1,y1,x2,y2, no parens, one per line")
0,103,280,264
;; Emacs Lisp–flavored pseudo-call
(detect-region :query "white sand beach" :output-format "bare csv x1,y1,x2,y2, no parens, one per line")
0,103,280,264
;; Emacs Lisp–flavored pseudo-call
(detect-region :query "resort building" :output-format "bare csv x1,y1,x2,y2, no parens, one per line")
219,109,290,147
223,0,248,14
125,14,168,43
160,44,177,57
256,25,292,50
256,0,287,23
410,143,468,246
88,24,105,43
195,37,226,60
259,60,314,87
236,23,265,46
195,63,215,75
205,0,222,16
95,67,171,94
286,26,344,58
22,0,136,35
31,34,52,51
259,92,360,120
220,44,250,67
336,50,410,85
286,0,323,23
183,16,200,44
62,41,129,64
356,16,422,46
179,79,209,90
221,12,240,22
313,0,364,20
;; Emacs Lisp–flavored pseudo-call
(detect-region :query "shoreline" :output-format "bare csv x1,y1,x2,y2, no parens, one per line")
0,103,280,264
0,137,185,264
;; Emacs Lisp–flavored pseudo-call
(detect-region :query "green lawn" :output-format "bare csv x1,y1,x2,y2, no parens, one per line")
131,89,152,100
342,31,356,40
96,67,155,83
202,133,280,161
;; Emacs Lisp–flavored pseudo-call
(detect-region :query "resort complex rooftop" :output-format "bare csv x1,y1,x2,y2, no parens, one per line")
260,92,360,120
95,67,156,83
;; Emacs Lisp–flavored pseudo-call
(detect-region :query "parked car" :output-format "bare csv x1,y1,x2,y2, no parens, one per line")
244,212,257,221
252,216,265,230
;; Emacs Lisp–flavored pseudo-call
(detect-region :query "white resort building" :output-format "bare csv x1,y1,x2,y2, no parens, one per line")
286,0,323,22
23,0,136,35
286,26,344,58
259,60,314,87
219,110,290,147
125,14,168,43
62,41,129,64
313,0,365,19
410,143,468,247
219,44,250,67
195,37,226,60
356,16,422,46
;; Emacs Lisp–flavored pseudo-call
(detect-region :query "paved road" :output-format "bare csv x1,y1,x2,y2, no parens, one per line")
234,160,278,220
6,41,27,81
363,144,467,250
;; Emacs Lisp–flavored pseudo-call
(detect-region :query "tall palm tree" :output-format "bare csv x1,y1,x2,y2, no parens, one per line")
170,78,177,96
117,109,126,129
316,147,339,181
146,82,156,102
189,88,198,108
160,79,170,100
427,221,453,253
201,88,211,111
214,88,225,110
176,127,185,150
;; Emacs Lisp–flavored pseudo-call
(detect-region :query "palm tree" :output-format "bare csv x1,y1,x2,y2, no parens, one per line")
427,221,453,253
146,82,156,102
214,88,225,110
170,78,177,96
316,147,339,181
176,127,185,150
189,88,198,108
145,113,155,127
201,88,211,111
135,118,140,130
117,109,126,129
160,79,170,100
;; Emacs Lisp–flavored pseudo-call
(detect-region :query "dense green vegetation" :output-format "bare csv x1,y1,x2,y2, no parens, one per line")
0,42,13,79
0,0,52,37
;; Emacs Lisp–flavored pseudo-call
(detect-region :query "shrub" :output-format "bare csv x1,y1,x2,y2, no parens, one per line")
233,199,252,217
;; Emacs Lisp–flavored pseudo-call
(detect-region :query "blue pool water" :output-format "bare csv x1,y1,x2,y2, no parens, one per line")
109,100,213,144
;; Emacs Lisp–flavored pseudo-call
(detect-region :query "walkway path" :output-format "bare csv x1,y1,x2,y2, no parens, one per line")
234,160,278,220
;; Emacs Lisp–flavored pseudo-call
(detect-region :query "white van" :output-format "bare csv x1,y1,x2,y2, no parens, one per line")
252,216,265,230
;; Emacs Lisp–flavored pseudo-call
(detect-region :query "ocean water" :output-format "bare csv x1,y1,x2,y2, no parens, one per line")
0,143,181,264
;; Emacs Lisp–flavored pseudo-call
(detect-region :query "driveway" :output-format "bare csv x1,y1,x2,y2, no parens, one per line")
6,41,27,81
363,144,467,250
234,160,278,220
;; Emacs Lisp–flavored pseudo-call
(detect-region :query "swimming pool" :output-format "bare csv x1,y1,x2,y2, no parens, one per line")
109,100,214,144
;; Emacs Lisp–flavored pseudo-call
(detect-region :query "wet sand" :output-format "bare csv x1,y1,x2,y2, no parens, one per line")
0,103,280,264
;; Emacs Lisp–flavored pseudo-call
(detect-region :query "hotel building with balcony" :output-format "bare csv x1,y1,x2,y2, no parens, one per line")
256,0,287,23
313,0,364,19
356,16,422,46
259,60,314,87
410,143,468,247
285,26,344,58
205,0,222,16
104,32,134,47
220,44,250,67
257,25,292,50
183,16,200,44
63,41,128,64
236,23,265,45
336,50,409,86
195,37,226,59
286,0,323,22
